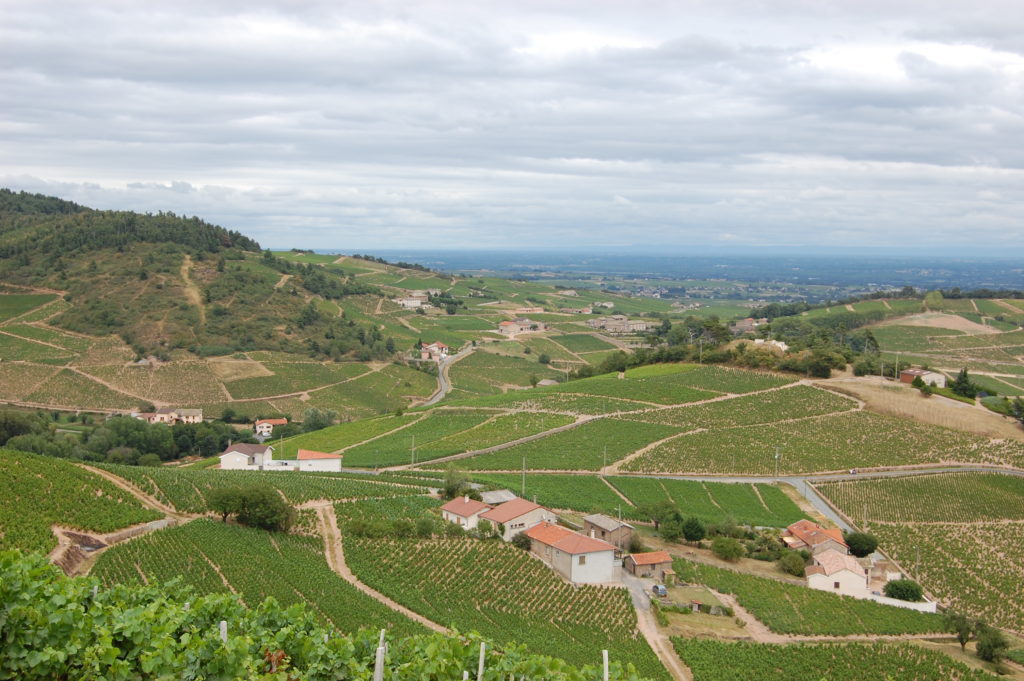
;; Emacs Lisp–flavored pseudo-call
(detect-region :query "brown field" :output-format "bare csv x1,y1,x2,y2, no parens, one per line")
207,358,273,381
820,376,1024,440
875,312,997,335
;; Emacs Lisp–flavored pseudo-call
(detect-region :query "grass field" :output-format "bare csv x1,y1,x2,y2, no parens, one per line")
817,472,1024,632
342,410,495,467
446,350,563,397
673,639,1000,681
872,325,965,352
2,324,93,352
92,518,425,638
0,449,161,553
275,413,420,458
551,334,617,352
450,418,681,471
623,410,1024,475
346,536,666,678
95,464,427,514
671,556,946,635
0,293,58,323
607,477,806,527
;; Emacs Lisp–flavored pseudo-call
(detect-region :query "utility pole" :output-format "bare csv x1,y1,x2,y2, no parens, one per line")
774,447,780,482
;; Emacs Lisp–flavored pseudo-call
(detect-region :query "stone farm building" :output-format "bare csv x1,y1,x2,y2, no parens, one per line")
623,551,674,583
582,514,633,552
219,444,342,472
782,520,848,555
806,549,869,598
133,407,204,425
587,315,652,334
420,342,449,362
497,318,547,336
524,522,618,583
900,368,947,389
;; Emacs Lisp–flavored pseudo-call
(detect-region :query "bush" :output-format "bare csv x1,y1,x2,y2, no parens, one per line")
975,623,1009,663
511,532,532,551
844,532,879,558
711,536,745,562
208,485,296,532
883,579,923,602
778,551,806,577
682,517,706,543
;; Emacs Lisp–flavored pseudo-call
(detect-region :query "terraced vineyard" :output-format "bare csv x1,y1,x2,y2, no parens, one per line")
345,536,665,678
94,464,428,514
622,384,855,429
92,519,424,638
624,411,1024,474
607,477,805,528
446,350,564,397
670,556,946,636
342,410,495,467
335,496,442,528
0,450,161,553
817,473,1024,523
818,472,1024,633
410,412,575,461
450,418,680,471
223,361,370,399
473,473,647,520
449,390,649,414
0,293,58,322
276,413,420,458
673,639,1000,681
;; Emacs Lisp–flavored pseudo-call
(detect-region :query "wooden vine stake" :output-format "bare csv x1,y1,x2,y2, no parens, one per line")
477,641,486,681
603,650,609,681
219,620,227,644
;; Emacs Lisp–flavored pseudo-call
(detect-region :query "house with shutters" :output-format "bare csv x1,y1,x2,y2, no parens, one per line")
254,418,288,438
480,497,557,541
524,522,618,583
782,520,848,555
440,496,491,530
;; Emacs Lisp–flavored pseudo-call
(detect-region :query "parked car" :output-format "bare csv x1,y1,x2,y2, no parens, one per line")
652,584,668,597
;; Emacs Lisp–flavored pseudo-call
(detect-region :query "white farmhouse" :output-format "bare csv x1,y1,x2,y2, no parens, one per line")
219,443,275,470
440,496,491,530
524,522,618,584
253,418,288,438
806,549,869,598
479,497,558,541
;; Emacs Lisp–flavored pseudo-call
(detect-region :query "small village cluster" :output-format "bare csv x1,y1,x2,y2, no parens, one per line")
440,492,673,585
130,407,204,425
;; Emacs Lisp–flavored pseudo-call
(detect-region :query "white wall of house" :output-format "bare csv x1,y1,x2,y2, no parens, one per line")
808,570,869,598
296,458,342,472
867,594,938,612
545,547,617,583
442,509,485,529
219,452,252,470
497,507,558,541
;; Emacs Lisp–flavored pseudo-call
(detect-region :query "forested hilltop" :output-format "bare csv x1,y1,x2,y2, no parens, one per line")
0,189,383,358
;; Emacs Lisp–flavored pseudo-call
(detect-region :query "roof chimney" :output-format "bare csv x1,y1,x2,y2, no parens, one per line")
464,494,468,503
590,529,595,538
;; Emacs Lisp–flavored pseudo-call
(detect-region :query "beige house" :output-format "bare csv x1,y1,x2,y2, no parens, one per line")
440,496,491,530
582,514,633,552
480,497,557,541
420,342,449,362
587,315,652,334
525,522,618,584
900,368,947,389
219,443,275,470
497,318,547,336
806,549,869,597
142,407,204,425
782,520,848,555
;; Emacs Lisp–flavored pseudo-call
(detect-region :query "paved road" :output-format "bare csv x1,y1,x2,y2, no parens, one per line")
422,345,475,407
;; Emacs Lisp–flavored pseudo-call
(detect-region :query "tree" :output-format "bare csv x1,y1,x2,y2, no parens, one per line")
681,517,706,543
660,518,684,543
538,353,551,365
528,374,539,388
441,466,478,500
778,551,806,577
951,368,977,399
137,453,161,467
911,375,925,389
844,532,879,558
1010,396,1024,427
711,536,745,562
637,500,679,530
511,532,532,551
208,486,243,522
235,486,296,532
301,408,337,432
943,611,973,652
414,516,435,538
975,622,1009,663
883,579,923,602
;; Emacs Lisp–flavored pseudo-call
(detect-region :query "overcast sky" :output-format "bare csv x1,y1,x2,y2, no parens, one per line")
2,1,1023,253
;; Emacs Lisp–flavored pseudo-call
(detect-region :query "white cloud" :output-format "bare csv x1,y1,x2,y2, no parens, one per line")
0,0,1022,253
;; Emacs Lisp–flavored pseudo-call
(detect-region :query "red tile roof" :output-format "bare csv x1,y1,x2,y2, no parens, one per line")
255,418,288,426
480,497,542,524
440,497,491,518
524,522,616,555
296,449,340,460
627,550,672,566
785,520,846,548
811,549,866,577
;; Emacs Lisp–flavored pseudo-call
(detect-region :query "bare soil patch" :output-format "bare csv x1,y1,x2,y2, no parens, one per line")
820,377,1024,440
207,358,274,381
875,312,997,335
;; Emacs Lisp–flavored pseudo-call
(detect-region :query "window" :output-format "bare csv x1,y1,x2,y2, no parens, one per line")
834,582,840,589
578,555,586,565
